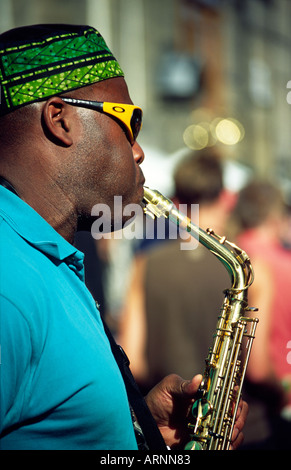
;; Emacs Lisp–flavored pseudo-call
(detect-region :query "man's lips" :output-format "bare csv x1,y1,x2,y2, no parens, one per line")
137,175,146,203
138,172,146,190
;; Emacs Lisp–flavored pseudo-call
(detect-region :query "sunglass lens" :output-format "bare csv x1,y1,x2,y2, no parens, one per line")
131,109,142,142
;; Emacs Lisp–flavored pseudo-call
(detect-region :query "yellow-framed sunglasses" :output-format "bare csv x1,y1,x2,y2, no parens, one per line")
61,97,142,145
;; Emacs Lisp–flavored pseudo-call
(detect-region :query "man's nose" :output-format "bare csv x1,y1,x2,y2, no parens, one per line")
132,140,145,165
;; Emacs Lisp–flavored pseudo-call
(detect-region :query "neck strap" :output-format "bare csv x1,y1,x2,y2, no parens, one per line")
0,176,20,197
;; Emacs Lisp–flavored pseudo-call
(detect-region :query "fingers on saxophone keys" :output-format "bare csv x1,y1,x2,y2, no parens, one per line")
230,428,244,450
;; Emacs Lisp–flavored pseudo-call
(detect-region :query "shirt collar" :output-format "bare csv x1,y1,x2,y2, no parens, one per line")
0,186,84,276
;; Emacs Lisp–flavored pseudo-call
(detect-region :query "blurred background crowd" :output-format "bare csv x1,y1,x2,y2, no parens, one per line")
1,0,291,450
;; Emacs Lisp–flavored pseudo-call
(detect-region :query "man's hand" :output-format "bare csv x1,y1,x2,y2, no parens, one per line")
145,374,202,448
145,374,248,449
230,399,249,450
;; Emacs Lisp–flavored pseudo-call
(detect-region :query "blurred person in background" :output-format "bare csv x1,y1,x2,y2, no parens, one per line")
231,180,291,450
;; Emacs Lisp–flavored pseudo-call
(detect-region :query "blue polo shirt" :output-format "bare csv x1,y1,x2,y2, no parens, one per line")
0,186,138,450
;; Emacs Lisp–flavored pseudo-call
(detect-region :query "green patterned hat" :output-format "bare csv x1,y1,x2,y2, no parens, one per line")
0,24,124,116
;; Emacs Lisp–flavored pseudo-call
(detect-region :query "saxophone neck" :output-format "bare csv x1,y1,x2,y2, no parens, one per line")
142,186,254,292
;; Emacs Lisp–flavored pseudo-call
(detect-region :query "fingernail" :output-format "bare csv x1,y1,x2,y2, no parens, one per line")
232,427,239,440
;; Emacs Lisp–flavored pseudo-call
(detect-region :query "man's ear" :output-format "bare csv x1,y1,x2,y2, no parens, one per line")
42,97,74,147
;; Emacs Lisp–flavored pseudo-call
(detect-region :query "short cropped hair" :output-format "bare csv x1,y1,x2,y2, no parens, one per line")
174,148,223,205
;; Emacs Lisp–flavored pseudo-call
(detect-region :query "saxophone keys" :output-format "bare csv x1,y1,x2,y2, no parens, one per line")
206,228,226,244
245,306,259,312
184,440,204,451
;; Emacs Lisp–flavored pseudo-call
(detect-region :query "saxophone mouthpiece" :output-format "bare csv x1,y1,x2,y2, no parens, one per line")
142,186,173,219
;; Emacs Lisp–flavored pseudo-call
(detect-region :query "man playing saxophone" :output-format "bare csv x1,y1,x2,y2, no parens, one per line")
0,24,247,450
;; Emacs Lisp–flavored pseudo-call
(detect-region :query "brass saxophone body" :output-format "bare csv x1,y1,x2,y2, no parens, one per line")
142,187,259,451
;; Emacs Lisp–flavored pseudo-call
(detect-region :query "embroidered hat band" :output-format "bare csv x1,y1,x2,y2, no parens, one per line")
0,24,124,116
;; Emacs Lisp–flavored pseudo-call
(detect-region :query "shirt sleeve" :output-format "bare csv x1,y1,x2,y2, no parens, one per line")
0,296,32,435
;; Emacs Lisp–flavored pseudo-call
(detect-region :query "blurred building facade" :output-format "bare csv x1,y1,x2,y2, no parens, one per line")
1,0,290,197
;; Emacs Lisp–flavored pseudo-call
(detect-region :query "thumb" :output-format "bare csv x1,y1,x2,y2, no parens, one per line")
181,374,203,397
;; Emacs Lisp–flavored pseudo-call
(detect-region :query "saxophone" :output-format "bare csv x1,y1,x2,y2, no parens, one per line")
142,187,259,451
